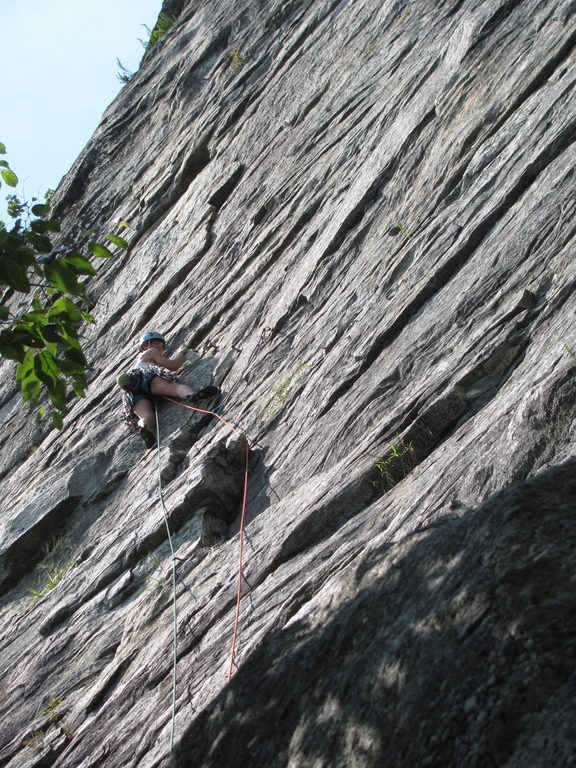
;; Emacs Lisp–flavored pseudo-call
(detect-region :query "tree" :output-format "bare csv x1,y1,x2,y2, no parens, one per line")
0,142,126,428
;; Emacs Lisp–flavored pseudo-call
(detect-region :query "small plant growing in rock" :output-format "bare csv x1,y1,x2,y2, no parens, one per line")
396,223,412,238
145,553,166,591
60,722,75,741
41,696,66,723
28,563,69,600
140,12,176,51
260,362,309,420
374,440,413,477
564,344,575,359
28,538,72,602
22,731,45,754
230,48,245,68
364,439,414,488
116,58,134,84
146,574,166,591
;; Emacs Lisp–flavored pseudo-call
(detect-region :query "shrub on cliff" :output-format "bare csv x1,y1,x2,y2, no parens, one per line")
0,143,126,428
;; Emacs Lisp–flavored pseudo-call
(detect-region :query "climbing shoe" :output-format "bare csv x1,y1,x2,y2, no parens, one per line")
187,385,220,403
139,426,157,449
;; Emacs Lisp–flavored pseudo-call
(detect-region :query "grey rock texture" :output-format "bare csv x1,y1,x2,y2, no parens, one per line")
0,0,575,766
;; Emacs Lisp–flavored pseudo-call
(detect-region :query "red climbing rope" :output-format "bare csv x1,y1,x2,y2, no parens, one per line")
228,437,249,681
162,396,250,682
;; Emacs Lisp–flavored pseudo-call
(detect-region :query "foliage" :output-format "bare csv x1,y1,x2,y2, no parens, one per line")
140,12,176,51
22,731,45,755
364,439,414,488
0,143,127,427
146,573,166,590
230,48,245,68
146,553,166,590
5,193,25,220
260,362,308,420
28,559,72,601
116,58,135,84
27,537,73,601
396,223,412,239
564,344,575,359
374,440,413,476
61,722,75,741
41,697,67,723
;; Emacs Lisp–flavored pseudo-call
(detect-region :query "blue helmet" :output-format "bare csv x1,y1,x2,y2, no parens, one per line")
140,331,165,350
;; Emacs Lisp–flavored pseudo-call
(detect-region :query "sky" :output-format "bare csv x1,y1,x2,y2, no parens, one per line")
0,0,162,223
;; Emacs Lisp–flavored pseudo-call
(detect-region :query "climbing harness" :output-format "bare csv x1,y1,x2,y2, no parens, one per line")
153,395,252,750
119,365,180,431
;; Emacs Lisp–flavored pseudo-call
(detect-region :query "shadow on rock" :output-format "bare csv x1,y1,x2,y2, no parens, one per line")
170,460,576,768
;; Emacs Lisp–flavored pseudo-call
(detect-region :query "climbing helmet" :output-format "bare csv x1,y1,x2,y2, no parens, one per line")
140,331,165,350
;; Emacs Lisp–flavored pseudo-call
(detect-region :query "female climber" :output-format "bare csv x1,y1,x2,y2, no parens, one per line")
118,331,218,448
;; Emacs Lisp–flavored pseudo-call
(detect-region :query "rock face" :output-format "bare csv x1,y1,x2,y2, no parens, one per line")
0,0,574,766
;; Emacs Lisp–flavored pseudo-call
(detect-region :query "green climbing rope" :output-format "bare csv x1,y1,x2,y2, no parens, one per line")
154,401,178,752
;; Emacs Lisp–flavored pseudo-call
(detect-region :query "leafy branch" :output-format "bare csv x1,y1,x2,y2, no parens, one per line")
139,12,176,51
0,142,127,428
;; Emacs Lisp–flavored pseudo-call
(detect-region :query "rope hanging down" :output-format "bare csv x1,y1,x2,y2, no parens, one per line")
154,400,178,752
161,396,251,681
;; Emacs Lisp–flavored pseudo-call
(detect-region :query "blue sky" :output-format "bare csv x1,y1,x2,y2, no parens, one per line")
0,0,161,222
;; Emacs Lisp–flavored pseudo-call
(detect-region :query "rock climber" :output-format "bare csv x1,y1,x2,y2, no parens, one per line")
118,331,218,448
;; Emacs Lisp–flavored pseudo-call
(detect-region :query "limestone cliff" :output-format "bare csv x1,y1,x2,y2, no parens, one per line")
0,0,575,766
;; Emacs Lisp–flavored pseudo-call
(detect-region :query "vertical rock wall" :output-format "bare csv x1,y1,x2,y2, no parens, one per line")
0,0,574,766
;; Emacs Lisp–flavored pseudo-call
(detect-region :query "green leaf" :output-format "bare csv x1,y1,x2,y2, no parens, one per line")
1,168,18,187
21,372,42,404
61,253,96,275
51,411,64,429
0,306,10,320
0,160,8,168
105,234,128,249
0,339,25,361
64,346,87,366
44,262,80,294
30,219,49,234
25,231,53,253
88,242,115,258
71,377,86,397
34,350,59,387
0,142,6,154
49,378,67,410
49,297,80,316
58,358,84,374
3,257,31,292
13,327,45,348
31,203,50,217
119,221,130,228
44,219,61,233
21,308,49,323
16,348,35,379
41,324,66,344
